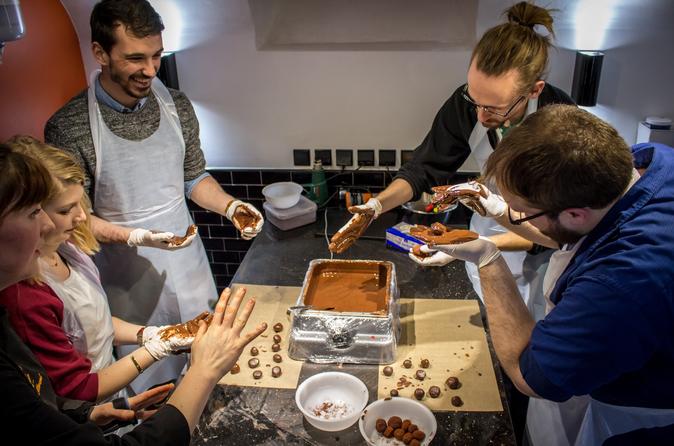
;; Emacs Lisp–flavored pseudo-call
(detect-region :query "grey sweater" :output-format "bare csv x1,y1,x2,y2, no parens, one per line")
44,88,207,199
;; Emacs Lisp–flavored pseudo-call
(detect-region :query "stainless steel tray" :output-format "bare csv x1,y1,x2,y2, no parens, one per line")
288,259,400,364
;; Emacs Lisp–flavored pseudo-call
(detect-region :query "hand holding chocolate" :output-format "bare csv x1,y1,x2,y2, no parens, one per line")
167,224,198,248
143,311,213,359
225,200,264,240
432,181,507,218
409,223,479,246
328,198,382,254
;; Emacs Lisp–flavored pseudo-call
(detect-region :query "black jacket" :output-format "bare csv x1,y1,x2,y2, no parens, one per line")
0,307,190,445
396,83,575,200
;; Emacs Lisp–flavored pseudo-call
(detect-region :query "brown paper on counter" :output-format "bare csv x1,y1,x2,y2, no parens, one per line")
217,284,303,389
377,298,503,412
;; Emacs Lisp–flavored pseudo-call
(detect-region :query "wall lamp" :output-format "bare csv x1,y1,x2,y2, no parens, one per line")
571,51,604,107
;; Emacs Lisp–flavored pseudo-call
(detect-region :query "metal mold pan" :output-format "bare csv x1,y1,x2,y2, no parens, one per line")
288,259,400,364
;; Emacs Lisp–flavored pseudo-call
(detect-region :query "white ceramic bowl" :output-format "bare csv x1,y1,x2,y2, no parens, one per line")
359,397,437,445
295,372,369,432
262,181,304,209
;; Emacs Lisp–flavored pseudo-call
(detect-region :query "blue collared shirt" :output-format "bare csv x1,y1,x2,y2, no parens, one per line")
94,75,148,113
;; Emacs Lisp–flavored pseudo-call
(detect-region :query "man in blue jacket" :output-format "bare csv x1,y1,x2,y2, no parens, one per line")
421,105,674,445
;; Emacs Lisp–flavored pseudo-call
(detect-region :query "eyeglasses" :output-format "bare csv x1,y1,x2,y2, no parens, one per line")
462,85,526,118
507,205,549,225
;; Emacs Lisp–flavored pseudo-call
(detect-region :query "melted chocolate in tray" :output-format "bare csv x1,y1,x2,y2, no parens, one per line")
302,261,391,313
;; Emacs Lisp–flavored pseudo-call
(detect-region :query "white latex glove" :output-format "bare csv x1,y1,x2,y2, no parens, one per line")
225,200,264,240
408,249,456,267
420,236,501,269
127,228,193,250
142,326,194,360
349,197,383,219
328,198,382,253
449,181,507,218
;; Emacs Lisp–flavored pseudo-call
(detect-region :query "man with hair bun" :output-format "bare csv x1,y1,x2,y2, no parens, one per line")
334,1,573,319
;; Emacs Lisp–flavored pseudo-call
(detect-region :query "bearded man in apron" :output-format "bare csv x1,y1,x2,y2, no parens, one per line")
426,105,674,446
45,0,263,393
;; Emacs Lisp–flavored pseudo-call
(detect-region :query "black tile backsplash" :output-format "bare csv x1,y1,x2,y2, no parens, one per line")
191,168,476,293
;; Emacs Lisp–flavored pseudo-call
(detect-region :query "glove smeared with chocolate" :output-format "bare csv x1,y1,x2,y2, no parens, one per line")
329,207,374,253
431,182,487,215
410,223,479,246
143,311,213,359
167,224,198,247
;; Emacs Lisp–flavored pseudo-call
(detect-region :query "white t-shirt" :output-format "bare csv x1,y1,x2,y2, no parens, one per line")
41,243,115,372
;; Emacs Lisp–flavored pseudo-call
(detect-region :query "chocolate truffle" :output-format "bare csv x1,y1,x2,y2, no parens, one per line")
394,428,405,441
409,440,421,446
375,418,387,433
420,358,430,368
415,369,426,380
412,430,426,441
446,376,461,389
402,432,413,444
451,396,464,407
271,343,281,352
252,370,263,379
273,322,283,332
401,420,411,431
271,366,282,378
248,357,259,369
383,366,393,376
273,334,282,344
230,363,240,374
273,353,282,363
428,385,441,398
383,426,394,438
387,416,402,429
402,359,412,369
389,389,399,397
250,346,259,356
414,388,425,400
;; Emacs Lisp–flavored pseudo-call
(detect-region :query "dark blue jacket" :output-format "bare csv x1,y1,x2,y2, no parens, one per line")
520,143,674,409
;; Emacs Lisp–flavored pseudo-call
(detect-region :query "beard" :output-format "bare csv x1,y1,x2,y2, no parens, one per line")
109,61,153,100
540,219,584,246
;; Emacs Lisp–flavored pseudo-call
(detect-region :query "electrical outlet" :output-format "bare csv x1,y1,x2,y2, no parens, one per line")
379,149,396,167
293,149,310,166
401,149,415,165
336,149,353,167
357,150,375,166
314,149,332,167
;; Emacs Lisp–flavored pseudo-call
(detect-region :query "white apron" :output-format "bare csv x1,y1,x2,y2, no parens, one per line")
527,238,590,446
87,71,216,391
464,98,549,321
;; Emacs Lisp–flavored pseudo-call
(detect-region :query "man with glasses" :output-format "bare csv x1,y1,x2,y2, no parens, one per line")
332,2,574,318
421,104,674,445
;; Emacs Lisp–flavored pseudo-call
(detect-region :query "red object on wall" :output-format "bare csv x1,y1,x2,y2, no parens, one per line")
0,0,87,142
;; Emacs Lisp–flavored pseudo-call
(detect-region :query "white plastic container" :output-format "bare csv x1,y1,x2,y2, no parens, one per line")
295,372,369,432
263,194,317,230
262,181,304,209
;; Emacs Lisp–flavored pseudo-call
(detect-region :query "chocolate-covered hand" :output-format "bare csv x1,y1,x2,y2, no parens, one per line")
449,181,507,218
225,200,264,240
143,312,212,359
329,198,382,253
420,236,501,268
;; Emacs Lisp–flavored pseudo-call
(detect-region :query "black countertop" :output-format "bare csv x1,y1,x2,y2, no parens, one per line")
191,207,516,445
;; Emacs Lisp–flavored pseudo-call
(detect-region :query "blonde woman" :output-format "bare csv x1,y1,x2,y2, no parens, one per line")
1,136,191,402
